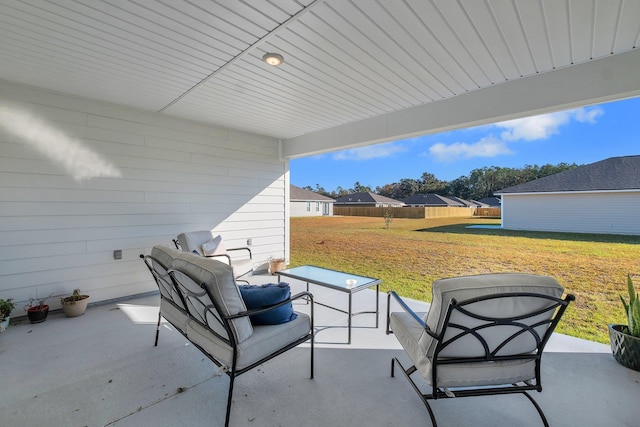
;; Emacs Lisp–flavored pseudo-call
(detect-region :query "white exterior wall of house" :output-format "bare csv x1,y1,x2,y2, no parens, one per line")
0,81,288,315
501,191,640,235
290,200,333,217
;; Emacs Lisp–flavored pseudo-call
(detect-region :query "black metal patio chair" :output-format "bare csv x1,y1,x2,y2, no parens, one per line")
386,273,574,426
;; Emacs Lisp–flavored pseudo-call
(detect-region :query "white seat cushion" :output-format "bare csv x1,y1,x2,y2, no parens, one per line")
187,312,311,370
390,311,536,387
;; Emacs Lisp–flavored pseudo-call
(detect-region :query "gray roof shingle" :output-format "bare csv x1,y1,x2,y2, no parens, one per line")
401,193,465,206
290,185,335,201
334,192,403,204
496,155,640,194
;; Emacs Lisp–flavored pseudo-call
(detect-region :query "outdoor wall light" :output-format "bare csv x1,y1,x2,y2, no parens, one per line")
263,53,284,66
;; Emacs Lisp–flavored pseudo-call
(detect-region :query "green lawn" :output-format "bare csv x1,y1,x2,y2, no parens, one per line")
290,216,640,344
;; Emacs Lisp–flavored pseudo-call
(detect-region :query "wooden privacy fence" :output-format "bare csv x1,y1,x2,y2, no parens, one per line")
474,207,501,217
333,206,492,219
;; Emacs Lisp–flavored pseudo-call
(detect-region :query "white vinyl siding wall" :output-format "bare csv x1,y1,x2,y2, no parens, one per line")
0,81,287,315
501,191,640,235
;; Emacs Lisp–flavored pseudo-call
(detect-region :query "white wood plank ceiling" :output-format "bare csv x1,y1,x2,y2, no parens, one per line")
1,0,639,144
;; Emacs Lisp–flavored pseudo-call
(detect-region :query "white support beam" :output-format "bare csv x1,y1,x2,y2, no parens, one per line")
283,49,640,159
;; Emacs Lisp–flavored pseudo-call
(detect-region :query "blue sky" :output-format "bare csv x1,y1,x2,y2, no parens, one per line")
290,96,640,192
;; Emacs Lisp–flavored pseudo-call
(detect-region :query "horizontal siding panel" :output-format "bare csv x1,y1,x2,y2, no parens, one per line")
0,213,217,232
0,171,85,189
1,250,130,276
192,153,283,172
85,178,253,195
191,202,285,214
0,224,184,246
142,191,273,204
3,99,88,125
0,152,84,175
146,135,276,158
0,188,144,203
6,266,150,305
0,241,86,261
78,137,188,161
3,259,142,295
87,114,230,143
0,202,190,216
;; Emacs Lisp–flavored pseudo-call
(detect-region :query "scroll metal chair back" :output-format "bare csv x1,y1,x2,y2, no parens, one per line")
387,273,574,427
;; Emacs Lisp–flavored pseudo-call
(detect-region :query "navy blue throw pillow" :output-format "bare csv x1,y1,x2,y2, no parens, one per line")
238,283,297,325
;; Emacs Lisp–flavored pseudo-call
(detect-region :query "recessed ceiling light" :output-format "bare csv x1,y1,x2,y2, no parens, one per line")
263,53,284,66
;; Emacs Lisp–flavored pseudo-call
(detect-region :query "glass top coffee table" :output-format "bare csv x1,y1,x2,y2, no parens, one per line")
277,265,381,344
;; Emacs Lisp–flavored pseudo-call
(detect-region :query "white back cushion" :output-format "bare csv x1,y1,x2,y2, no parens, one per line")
202,235,227,256
176,230,215,255
150,245,186,310
172,252,253,343
420,273,564,358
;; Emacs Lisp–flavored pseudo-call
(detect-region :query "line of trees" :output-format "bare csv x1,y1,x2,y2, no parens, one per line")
302,163,579,201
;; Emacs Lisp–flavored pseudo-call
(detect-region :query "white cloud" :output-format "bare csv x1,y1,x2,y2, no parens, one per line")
574,106,604,123
496,107,603,141
333,142,407,161
428,136,512,162
427,106,604,162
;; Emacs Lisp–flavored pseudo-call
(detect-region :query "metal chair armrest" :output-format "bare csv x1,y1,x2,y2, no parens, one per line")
206,253,233,265
386,290,434,337
226,246,252,259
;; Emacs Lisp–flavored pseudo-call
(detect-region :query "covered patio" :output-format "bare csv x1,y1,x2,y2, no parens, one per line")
2,272,639,426
1,1,640,425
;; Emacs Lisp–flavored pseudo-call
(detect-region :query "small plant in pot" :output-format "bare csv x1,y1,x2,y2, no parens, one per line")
25,295,52,324
60,289,90,318
609,274,640,371
0,298,15,332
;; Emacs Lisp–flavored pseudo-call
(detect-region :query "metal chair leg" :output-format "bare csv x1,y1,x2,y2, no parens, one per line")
523,391,550,427
154,311,161,347
224,374,235,427
310,297,315,379
392,357,438,426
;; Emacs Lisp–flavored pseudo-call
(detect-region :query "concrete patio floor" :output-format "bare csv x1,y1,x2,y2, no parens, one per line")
1,272,639,427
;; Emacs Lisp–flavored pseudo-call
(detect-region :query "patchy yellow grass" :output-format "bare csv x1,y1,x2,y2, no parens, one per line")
290,216,640,344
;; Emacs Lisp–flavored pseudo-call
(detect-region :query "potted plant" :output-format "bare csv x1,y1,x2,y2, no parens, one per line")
0,298,15,332
268,256,286,275
60,289,90,317
609,274,640,371
25,295,51,324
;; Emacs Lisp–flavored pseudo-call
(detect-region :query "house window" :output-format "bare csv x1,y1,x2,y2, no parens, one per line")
306,202,310,212
315,202,320,212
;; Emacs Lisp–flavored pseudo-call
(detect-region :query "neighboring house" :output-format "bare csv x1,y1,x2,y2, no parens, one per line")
496,156,640,235
334,192,404,207
290,185,334,217
447,196,480,207
476,196,502,207
401,193,466,207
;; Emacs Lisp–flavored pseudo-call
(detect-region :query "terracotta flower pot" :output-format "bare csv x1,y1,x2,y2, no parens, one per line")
27,305,49,324
269,258,286,275
609,324,640,372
